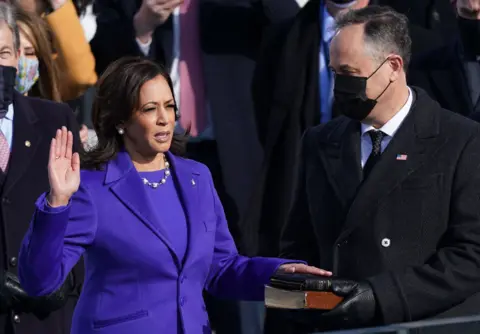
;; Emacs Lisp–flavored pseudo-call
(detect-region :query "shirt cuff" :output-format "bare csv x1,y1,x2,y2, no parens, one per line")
136,37,152,56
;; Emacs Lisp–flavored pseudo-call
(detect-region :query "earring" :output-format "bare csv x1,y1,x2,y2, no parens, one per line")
117,128,124,135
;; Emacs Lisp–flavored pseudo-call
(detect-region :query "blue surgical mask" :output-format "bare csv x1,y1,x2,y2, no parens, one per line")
15,55,39,94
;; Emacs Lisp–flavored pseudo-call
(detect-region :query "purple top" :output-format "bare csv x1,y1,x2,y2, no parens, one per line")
138,170,188,262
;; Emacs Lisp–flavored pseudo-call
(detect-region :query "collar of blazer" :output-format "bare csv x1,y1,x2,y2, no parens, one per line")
315,86,445,240
3,92,40,196
103,150,202,268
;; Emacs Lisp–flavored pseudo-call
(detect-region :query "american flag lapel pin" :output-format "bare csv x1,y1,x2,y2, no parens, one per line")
396,154,408,161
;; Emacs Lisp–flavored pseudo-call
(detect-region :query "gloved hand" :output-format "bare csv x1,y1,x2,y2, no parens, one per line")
0,271,34,314
320,279,378,329
0,271,75,319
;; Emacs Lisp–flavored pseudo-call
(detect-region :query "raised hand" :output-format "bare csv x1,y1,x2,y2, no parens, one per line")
134,0,184,42
47,127,80,208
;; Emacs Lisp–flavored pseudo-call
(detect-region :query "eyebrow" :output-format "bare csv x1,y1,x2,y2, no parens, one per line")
337,64,359,73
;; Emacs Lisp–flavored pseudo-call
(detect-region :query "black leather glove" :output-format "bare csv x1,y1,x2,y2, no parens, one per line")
320,279,378,329
0,272,35,314
0,271,75,319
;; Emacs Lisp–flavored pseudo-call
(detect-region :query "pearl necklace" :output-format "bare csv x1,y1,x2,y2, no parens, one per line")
141,156,170,189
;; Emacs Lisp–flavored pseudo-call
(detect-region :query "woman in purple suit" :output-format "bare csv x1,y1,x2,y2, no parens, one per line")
17,57,330,334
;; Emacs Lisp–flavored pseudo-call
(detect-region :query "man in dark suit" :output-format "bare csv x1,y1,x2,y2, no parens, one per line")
279,6,480,332
90,0,300,333
246,0,474,260
0,3,82,333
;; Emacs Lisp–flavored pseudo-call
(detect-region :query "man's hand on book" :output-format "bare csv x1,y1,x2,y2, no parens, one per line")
321,280,377,328
277,263,333,276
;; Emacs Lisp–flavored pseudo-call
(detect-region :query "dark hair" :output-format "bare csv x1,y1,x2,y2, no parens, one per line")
335,5,412,71
81,56,188,170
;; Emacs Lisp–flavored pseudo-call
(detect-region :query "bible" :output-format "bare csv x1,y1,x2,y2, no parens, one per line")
265,273,343,310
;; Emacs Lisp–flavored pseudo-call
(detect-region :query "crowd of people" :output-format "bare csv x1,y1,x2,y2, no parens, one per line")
0,0,479,333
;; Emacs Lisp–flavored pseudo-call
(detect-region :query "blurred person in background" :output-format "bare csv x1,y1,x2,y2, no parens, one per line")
14,5,94,144
0,3,82,334
14,0,98,145
455,0,480,119
89,0,301,333
14,0,97,100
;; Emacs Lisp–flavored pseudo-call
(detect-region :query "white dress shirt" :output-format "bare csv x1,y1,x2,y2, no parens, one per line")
360,87,413,167
0,104,14,150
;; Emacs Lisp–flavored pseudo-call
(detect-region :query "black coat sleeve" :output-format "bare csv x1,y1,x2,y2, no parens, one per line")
367,127,480,324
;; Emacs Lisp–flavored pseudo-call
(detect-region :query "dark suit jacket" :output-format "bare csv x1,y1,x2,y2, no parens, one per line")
279,87,480,332
245,0,474,258
0,92,81,334
90,0,300,253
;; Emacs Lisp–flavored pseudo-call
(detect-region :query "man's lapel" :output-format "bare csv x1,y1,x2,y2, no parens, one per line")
338,88,447,241
3,92,40,196
317,118,363,212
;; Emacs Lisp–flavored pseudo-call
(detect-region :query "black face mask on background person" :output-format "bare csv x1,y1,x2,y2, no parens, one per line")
458,17,480,58
332,58,392,121
0,65,16,117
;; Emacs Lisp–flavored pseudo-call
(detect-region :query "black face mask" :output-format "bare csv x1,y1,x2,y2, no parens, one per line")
458,18,480,58
0,66,16,116
332,58,391,121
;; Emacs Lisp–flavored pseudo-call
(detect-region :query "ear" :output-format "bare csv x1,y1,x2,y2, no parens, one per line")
387,55,404,82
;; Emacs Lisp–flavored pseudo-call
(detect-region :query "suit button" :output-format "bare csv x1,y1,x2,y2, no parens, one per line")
180,275,186,284
9,257,17,267
180,297,186,306
381,238,391,248
2,197,10,204
12,314,20,323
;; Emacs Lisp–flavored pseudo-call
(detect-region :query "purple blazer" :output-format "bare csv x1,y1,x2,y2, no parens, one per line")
18,151,291,334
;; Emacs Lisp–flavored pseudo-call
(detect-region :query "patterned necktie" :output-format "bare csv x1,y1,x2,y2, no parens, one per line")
179,0,207,137
363,130,386,180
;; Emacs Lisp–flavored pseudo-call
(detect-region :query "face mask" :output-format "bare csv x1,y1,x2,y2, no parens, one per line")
458,18,480,58
15,55,39,94
0,65,16,116
332,58,392,121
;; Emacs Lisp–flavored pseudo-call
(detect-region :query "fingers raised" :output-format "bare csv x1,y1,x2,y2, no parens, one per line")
60,127,67,158
49,138,57,164
66,131,73,159
55,129,62,159
72,152,80,171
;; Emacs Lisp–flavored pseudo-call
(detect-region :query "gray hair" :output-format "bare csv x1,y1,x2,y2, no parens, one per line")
0,2,19,51
334,5,412,71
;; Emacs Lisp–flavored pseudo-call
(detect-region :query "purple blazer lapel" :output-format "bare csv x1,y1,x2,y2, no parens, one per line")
166,152,201,265
105,151,181,268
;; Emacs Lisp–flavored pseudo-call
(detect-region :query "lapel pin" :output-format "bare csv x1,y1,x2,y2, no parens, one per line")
396,154,408,161
25,140,31,147
191,179,196,186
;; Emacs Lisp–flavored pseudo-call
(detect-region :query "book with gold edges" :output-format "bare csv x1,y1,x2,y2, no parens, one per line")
265,285,343,310
265,273,343,310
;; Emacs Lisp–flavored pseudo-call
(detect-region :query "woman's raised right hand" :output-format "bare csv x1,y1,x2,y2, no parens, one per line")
47,127,80,207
